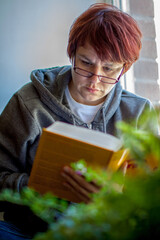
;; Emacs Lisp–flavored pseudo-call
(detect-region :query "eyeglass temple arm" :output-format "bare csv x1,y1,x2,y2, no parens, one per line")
117,64,125,81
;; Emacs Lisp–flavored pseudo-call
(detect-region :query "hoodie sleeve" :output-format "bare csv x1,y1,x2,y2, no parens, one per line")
0,91,41,192
136,99,159,134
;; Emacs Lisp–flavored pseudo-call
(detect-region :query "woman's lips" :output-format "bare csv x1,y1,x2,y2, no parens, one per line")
86,87,100,93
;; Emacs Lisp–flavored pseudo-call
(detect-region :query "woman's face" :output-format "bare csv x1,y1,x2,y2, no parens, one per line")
69,42,124,106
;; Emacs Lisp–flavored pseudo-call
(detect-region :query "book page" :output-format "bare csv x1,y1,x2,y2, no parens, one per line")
47,121,122,151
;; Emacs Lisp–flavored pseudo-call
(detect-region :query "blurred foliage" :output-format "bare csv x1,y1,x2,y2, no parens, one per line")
117,108,160,166
0,109,159,240
34,169,160,240
0,188,68,224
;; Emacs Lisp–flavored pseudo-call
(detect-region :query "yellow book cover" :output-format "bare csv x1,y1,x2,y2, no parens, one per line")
28,121,129,202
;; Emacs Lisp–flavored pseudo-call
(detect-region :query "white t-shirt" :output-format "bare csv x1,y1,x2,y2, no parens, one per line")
65,86,103,123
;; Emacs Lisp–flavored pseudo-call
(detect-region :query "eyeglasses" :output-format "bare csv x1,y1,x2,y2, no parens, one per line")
73,64,125,84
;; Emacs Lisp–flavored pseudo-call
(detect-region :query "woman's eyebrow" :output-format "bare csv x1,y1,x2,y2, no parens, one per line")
103,63,113,67
103,63,123,69
78,54,91,62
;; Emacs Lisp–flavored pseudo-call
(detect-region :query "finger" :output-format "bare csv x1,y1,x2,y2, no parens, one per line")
63,181,91,204
62,166,100,193
61,171,94,199
89,180,102,189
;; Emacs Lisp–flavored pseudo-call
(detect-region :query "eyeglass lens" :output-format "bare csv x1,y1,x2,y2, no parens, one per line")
74,68,118,84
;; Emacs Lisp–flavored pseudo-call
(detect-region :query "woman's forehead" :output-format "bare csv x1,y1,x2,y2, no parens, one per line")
76,43,124,68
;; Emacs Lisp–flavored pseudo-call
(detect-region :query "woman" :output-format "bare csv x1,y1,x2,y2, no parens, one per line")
0,3,153,239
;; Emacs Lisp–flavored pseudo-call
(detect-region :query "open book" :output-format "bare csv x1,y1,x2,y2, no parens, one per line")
28,121,129,202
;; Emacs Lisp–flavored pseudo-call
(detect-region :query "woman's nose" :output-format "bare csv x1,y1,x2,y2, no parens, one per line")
89,74,101,83
89,67,101,83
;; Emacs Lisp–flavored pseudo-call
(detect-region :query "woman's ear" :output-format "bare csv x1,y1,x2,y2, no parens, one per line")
70,56,74,65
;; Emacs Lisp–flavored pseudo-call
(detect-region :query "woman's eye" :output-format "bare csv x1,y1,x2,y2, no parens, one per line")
104,67,112,72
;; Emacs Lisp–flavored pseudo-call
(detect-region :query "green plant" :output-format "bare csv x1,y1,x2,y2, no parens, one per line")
116,108,160,166
0,188,68,224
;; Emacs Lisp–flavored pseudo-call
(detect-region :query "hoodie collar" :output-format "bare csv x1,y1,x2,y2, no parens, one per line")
31,66,122,126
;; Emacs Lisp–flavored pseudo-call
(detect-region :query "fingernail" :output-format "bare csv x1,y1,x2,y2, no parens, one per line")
63,166,70,173
75,170,82,176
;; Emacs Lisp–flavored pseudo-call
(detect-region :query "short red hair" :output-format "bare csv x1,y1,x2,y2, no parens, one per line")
67,3,142,73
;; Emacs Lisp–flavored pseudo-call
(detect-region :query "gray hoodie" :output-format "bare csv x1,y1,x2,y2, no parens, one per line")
0,66,152,192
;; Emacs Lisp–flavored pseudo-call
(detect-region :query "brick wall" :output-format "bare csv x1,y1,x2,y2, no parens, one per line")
129,0,160,103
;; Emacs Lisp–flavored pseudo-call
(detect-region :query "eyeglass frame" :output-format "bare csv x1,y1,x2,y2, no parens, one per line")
73,59,125,84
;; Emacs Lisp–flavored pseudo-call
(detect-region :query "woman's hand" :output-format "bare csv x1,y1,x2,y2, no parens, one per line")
61,166,101,204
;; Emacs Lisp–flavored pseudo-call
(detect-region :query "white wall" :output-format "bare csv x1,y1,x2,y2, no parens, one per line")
0,0,96,113
154,0,160,93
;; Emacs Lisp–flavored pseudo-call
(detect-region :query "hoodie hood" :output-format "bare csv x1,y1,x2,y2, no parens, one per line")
30,65,123,132
31,66,75,123
31,66,71,103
